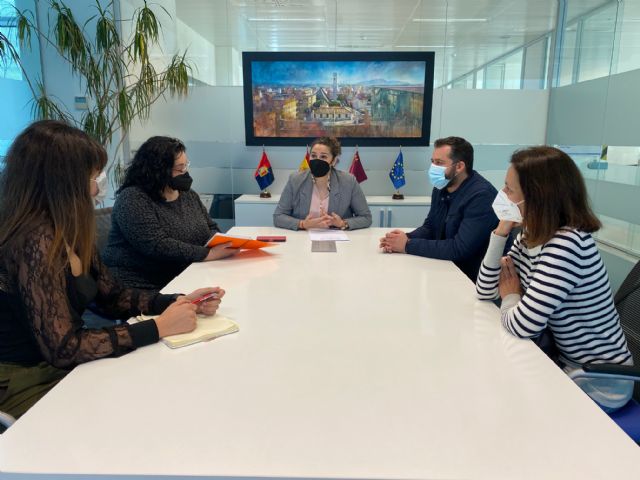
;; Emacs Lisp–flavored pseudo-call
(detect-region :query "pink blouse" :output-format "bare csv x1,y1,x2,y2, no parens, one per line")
308,183,329,219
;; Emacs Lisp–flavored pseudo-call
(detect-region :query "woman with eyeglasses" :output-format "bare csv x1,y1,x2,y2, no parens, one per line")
103,136,236,290
0,122,224,419
273,137,372,230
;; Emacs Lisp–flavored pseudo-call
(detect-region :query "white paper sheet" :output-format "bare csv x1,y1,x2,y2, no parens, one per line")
308,229,350,242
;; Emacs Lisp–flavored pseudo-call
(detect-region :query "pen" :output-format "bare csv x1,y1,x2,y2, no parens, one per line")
191,292,218,304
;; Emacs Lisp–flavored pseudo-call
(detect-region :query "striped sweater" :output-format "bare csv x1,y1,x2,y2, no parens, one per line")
476,229,631,367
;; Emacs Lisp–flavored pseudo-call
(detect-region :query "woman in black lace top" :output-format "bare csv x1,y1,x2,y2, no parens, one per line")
0,121,225,419
103,136,237,290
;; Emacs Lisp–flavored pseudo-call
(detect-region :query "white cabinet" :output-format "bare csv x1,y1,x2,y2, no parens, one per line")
368,196,430,228
234,195,280,227
234,194,430,228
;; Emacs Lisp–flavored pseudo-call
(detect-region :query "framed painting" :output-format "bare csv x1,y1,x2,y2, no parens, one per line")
242,51,435,147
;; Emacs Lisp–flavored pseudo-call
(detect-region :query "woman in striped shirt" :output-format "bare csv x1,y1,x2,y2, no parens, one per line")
476,146,633,412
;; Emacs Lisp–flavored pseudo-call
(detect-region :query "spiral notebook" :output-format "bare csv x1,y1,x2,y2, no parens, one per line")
137,314,239,349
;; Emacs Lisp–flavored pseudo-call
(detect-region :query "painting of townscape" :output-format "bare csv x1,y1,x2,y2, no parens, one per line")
243,52,434,146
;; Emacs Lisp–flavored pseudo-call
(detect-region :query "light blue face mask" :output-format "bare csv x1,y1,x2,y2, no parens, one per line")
429,163,454,190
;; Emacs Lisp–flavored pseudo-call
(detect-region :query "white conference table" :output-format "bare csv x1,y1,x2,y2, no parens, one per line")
1,227,640,479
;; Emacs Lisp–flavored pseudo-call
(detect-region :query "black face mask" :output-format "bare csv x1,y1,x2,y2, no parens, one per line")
168,172,193,191
309,159,331,178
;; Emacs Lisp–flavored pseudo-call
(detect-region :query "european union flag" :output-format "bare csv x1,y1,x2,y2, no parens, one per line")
389,151,406,190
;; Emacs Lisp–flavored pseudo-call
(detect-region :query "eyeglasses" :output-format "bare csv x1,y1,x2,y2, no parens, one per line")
172,160,190,173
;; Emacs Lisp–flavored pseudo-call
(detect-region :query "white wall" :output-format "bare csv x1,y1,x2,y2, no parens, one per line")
129,86,549,197
547,68,640,147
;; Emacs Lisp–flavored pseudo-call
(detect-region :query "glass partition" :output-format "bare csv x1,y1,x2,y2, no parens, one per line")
0,0,41,159
548,0,639,289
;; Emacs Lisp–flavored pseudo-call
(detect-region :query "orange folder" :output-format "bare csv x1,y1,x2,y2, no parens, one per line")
204,233,278,250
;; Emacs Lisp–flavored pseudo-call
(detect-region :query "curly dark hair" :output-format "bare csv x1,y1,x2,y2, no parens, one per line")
118,136,186,201
310,136,342,159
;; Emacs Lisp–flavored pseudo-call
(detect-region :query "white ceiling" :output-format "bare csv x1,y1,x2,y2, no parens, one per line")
171,0,614,85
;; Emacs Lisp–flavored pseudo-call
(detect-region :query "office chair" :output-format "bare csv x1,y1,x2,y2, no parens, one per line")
0,410,16,433
95,207,113,258
84,206,117,328
569,259,640,442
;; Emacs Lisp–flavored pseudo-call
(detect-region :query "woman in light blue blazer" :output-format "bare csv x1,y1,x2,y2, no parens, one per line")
273,137,372,230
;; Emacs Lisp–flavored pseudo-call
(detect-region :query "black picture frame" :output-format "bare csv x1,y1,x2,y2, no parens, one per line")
242,51,435,147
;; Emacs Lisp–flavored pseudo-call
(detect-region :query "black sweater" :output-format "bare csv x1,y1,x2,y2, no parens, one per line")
103,186,219,290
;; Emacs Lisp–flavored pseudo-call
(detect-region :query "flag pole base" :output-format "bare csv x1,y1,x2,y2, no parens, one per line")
392,192,404,200
260,191,272,198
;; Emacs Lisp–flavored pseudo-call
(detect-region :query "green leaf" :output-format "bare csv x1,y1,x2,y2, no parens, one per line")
95,13,119,53
83,110,96,136
137,3,159,43
30,82,72,123
16,13,32,48
133,31,148,62
51,0,88,67
165,54,192,97
5,0,193,153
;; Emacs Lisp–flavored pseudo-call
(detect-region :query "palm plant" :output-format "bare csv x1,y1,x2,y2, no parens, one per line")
0,0,192,185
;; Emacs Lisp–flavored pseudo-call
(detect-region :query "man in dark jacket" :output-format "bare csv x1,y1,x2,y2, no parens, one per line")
379,136,498,282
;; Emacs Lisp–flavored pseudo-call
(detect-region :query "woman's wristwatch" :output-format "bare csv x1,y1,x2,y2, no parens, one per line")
340,221,349,230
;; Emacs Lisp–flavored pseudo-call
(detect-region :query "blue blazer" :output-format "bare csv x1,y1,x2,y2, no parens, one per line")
406,170,499,281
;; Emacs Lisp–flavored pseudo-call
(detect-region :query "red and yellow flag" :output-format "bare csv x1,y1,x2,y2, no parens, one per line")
298,146,310,172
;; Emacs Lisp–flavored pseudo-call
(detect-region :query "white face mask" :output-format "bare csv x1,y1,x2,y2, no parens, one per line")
93,171,108,205
492,189,524,223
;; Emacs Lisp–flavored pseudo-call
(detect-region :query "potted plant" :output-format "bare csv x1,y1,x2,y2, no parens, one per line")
0,0,192,189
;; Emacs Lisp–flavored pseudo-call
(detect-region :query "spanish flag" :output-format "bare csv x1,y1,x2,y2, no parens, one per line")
299,146,310,172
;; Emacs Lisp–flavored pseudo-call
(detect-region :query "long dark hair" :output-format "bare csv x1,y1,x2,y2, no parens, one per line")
0,120,107,273
118,136,186,202
511,146,601,246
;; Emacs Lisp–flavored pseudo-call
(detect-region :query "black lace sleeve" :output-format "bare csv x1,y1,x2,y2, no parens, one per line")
91,250,177,318
14,226,156,368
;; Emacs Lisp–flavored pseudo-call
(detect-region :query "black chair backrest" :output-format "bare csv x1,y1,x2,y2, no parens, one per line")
615,260,640,400
95,207,113,258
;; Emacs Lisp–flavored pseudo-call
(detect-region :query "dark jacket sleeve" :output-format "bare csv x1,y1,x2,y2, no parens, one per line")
113,188,209,263
407,208,435,240
407,188,438,240
405,188,497,261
